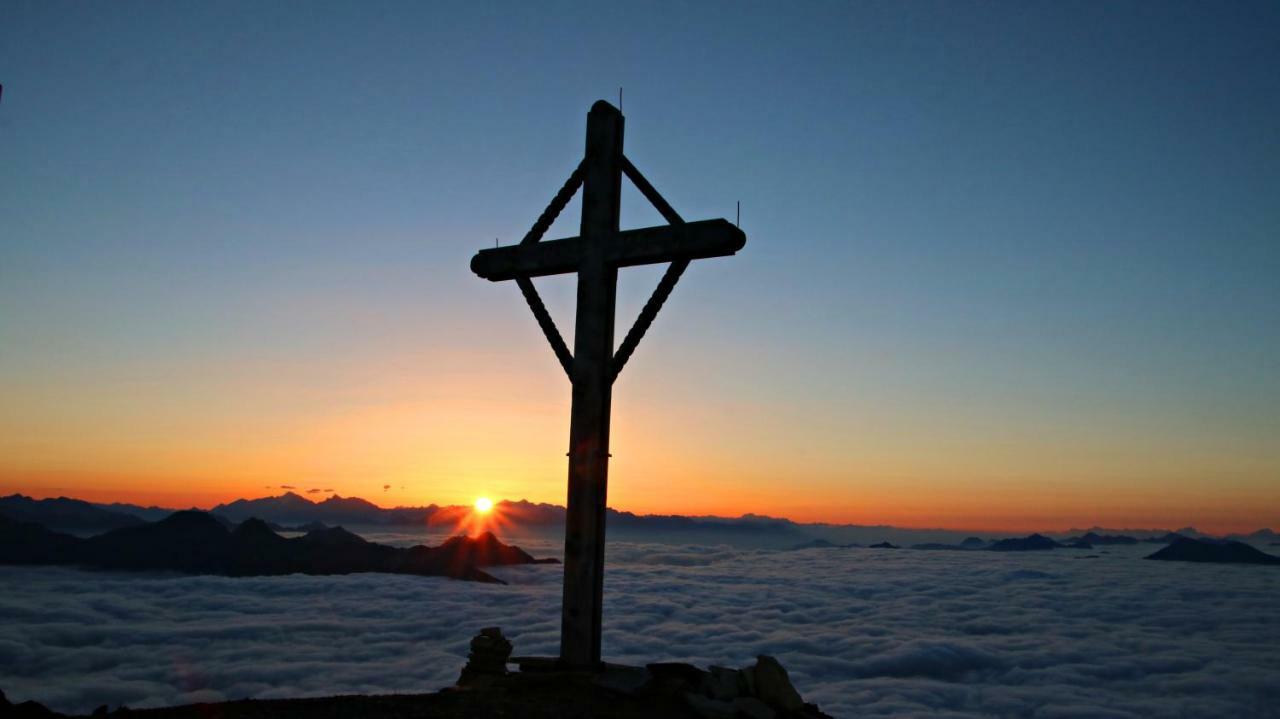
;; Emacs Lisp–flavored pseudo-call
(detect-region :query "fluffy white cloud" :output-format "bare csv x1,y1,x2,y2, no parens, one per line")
1,540,1277,718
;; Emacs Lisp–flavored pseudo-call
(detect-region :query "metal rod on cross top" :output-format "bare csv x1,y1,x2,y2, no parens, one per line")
470,100,746,669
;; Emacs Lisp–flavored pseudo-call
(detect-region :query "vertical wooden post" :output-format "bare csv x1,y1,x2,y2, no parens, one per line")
559,100,623,668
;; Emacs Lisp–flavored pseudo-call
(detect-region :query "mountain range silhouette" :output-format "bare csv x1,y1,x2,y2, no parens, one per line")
2,493,1276,551
0,510,557,583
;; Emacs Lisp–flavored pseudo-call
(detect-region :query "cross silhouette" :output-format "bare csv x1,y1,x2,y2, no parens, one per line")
470,100,746,668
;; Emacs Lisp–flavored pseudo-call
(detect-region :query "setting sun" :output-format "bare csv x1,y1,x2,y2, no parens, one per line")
474,497,493,513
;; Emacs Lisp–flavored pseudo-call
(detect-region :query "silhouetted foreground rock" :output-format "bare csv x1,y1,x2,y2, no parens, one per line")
1145,537,1280,565
0,512,557,584
2,629,833,719
1,689,62,718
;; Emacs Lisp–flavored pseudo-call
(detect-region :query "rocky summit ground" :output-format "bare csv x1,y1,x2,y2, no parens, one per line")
1,628,833,719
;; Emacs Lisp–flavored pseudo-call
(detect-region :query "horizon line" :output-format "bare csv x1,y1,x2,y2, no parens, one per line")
3,489,1274,538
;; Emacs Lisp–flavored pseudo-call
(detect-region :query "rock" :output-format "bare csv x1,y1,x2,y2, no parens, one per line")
510,656,560,673
749,655,804,713
701,666,742,701
457,627,513,686
733,696,778,719
740,662,757,696
682,691,736,719
647,662,709,688
592,664,652,695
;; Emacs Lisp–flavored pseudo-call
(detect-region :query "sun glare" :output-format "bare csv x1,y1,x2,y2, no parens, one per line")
475,497,493,513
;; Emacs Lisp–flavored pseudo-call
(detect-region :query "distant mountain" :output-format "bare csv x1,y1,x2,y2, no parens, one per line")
788,538,862,550
0,513,86,564
0,494,145,532
1143,532,1189,544
869,541,898,549
910,542,972,551
1145,537,1280,565
209,493,808,546
12,491,1275,553
1227,528,1278,544
0,511,557,583
987,534,1062,552
1063,532,1138,546
93,501,182,523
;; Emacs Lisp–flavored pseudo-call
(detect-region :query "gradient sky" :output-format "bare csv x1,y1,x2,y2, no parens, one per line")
2,1,1277,532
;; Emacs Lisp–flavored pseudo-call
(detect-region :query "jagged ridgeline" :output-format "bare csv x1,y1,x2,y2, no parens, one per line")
0,511,558,584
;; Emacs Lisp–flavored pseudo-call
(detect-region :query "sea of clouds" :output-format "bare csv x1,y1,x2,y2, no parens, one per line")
1,538,1278,718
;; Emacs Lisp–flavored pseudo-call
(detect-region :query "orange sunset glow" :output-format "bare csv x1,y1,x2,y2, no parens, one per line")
1,6,1277,540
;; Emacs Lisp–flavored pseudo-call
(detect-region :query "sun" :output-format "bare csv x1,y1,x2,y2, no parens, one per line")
474,497,494,514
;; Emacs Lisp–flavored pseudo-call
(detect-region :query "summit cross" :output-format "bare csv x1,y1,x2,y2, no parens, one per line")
470,100,746,668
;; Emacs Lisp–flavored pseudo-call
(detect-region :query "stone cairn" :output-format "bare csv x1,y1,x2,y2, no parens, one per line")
457,627,831,718
456,626,513,686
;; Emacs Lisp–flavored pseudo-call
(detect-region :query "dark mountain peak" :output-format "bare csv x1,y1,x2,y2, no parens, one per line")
301,525,368,546
320,494,379,510
1146,537,1280,565
911,542,970,550
869,541,898,549
988,533,1062,551
959,537,987,548
159,509,218,524
233,517,279,540
790,538,838,550
434,532,547,567
0,493,145,532
291,521,330,532
157,510,229,532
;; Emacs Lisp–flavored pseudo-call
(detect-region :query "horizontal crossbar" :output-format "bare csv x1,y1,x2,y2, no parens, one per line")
470,219,745,282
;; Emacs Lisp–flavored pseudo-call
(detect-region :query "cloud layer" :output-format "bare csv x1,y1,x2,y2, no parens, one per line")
1,541,1277,717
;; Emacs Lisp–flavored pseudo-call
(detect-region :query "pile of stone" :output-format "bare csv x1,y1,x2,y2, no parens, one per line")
456,626,514,687
648,656,822,719
459,624,834,719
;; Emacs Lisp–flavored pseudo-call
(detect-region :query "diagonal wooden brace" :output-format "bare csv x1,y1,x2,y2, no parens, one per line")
621,156,683,226
612,157,688,380
516,276,574,379
522,161,585,246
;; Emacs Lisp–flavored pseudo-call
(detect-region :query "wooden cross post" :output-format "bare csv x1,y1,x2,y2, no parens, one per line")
470,100,746,668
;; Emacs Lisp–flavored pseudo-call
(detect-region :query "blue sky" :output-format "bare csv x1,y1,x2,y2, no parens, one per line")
1,1,1277,528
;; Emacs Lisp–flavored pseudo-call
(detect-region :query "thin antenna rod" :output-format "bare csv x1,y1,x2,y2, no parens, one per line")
618,87,623,111
736,201,740,227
